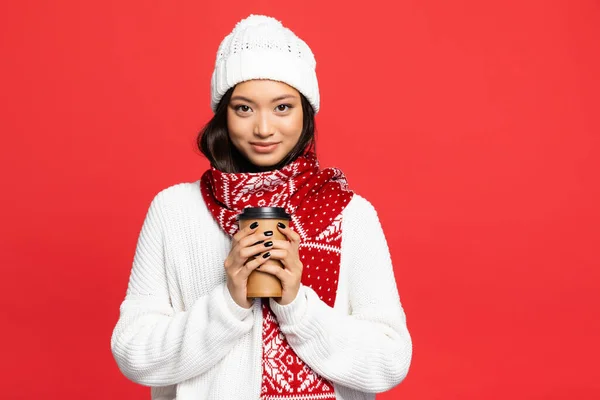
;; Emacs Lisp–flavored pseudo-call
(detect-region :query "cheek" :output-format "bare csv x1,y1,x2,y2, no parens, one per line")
279,112,303,137
226,112,248,142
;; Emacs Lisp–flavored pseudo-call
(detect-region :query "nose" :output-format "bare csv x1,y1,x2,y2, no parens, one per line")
253,111,274,138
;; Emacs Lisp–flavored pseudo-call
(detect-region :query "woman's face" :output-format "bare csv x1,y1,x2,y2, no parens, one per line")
227,79,303,168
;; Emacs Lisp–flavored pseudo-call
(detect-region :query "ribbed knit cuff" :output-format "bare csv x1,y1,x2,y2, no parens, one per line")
222,284,253,321
269,285,308,326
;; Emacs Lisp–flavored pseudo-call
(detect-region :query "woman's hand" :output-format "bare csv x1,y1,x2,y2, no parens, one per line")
225,222,275,309
257,222,303,306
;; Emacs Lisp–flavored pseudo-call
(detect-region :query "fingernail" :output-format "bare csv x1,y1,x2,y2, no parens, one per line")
252,240,265,246
277,222,286,229
250,222,259,229
262,252,271,259
264,231,273,236
264,241,273,247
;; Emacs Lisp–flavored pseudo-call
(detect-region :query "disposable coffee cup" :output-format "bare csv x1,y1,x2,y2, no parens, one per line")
237,207,291,298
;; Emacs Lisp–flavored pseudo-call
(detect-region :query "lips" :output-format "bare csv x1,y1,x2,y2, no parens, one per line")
250,142,279,147
250,142,280,154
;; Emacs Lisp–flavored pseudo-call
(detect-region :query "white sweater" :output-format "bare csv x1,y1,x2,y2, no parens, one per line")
110,180,412,400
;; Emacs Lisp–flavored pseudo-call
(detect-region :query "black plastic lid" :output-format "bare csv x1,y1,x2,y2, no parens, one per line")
237,207,290,220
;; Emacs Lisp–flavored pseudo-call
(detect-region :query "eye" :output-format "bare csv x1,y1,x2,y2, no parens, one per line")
276,104,292,112
234,105,252,113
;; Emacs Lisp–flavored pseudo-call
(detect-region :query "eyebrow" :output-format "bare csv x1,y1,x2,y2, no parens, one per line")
230,94,298,104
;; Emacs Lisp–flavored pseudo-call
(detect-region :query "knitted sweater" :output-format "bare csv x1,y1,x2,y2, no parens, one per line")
110,180,412,400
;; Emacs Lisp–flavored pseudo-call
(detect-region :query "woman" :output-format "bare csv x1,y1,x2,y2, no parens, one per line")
111,14,412,400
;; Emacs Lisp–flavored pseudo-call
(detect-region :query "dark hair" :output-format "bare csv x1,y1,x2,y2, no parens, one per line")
197,86,316,173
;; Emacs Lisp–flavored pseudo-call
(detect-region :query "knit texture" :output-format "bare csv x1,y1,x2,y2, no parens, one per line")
111,181,412,400
200,153,352,399
210,14,320,113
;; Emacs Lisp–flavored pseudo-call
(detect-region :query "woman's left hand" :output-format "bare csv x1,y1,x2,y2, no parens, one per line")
258,222,303,306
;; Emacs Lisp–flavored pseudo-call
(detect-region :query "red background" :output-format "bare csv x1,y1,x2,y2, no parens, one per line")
1,1,599,399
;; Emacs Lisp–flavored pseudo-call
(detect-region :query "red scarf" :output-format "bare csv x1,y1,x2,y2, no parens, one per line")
200,152,354,399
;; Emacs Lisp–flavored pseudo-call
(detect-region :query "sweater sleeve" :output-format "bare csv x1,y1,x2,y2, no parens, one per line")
269,195,412,393
110,191,254,387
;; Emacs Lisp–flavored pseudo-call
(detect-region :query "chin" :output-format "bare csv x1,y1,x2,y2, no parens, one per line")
247,154,284,167
244,151,287,168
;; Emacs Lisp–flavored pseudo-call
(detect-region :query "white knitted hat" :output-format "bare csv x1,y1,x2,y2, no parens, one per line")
210,15,320,114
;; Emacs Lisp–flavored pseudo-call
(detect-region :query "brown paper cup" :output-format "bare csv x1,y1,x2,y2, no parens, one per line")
237,207,291,298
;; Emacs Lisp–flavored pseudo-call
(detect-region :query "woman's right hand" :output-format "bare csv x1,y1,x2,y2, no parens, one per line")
225,222,274,309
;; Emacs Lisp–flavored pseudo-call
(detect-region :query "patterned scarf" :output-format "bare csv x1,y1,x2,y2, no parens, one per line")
200,152,354,399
